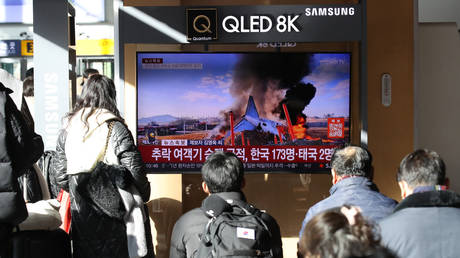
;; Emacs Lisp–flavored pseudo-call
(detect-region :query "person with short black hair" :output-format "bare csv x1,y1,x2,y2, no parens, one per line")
170,151,283,258
21,75,34,129
22,76,33,97
298,205,397,258
80,68,99,86
25,67,34,78
299,145,396,237
201,151,244,193
379,149,460,258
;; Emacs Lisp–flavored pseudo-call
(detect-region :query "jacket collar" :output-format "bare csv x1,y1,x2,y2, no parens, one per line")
330,176,373,195
201,191,247,217
213,191,247,202
394,190,460,213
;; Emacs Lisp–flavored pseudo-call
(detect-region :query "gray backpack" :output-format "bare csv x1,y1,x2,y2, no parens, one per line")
193,194,279,258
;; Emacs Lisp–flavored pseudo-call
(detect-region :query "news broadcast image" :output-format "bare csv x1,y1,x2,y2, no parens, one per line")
137,52,350,172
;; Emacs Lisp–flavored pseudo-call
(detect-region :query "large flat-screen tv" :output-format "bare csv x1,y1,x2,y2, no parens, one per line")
137,52,350,173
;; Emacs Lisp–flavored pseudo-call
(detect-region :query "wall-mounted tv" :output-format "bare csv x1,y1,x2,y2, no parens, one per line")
137,52,350,173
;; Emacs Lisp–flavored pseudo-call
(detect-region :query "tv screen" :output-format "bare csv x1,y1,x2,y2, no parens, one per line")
137,52,350,173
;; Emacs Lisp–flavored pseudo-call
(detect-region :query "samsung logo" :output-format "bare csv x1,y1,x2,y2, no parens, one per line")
305,7,355,17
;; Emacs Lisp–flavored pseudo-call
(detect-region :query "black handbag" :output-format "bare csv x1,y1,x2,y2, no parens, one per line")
75,121,130,220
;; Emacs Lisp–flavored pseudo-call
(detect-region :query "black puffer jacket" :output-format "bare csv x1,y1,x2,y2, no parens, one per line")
55,121,151,201
0,83,43,242
55,114,152,258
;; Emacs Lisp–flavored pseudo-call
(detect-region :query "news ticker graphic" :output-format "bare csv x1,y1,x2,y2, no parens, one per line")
140,145,336,164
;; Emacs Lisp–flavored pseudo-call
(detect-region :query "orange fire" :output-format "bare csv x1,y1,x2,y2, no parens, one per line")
215,128,226,140
292,123,307,139
292,115,334,143
293,115,320,140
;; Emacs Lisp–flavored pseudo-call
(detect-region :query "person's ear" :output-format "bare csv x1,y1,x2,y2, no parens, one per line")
202,181,210,195
398,180,411,199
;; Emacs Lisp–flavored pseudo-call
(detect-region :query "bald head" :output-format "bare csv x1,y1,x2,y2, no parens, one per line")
331,146,372,177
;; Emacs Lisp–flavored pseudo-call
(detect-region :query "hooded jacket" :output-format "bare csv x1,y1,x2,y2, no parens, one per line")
54,108,152,258
379,190,460,258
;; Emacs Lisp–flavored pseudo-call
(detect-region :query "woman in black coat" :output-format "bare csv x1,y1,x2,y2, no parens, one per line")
54,75,154,258
0,82,44,257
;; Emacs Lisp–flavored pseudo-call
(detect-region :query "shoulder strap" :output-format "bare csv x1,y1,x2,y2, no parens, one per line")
230,199,272,237
230,199,262,216
101,121,115,160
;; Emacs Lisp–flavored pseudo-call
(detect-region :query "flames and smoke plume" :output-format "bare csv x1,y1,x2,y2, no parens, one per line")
232,53,314,118
212,53,317,138
276,82,316,121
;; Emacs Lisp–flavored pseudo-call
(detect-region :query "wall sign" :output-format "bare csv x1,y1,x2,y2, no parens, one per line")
120,4,362,44
21,40,33,56
187,5,361,43
186,8,218,41
0,40,21,57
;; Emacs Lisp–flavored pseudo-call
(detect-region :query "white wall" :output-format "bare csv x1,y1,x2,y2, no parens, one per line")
416,23,460,192
0,24,32,40
419,0,460,30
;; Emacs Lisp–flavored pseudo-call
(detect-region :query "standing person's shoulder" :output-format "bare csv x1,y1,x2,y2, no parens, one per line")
174,207,207,228
306,193,335,215
259,209,278,224
110,120,131,139
170,207,209,258
257,209,283,258
109,119,138,152
258,209,282,237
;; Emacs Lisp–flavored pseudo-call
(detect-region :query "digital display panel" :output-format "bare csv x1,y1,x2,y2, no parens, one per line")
137,52,350,173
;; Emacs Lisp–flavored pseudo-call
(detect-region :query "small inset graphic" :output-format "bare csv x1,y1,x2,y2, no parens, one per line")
327,118,345,138
186,8,217,42
236,227,255,240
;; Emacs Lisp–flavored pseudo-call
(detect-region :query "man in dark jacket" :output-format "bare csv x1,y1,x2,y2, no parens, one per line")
170,151,283,258
379,149,460,258
0,82,44,257
299,145,396,237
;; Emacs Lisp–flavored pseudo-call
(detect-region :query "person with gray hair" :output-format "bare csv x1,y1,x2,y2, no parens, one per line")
379,149,460,258
299,145,396,237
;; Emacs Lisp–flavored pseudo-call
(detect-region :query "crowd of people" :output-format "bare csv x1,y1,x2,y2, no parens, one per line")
1,67,460,258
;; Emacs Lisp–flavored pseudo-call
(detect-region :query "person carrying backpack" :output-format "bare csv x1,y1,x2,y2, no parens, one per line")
170,151,283,258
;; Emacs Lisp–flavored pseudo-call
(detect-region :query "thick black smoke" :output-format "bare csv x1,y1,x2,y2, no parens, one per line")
232,53,312,89
211,53,316,138
230,53,315,120
276,82,316,122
